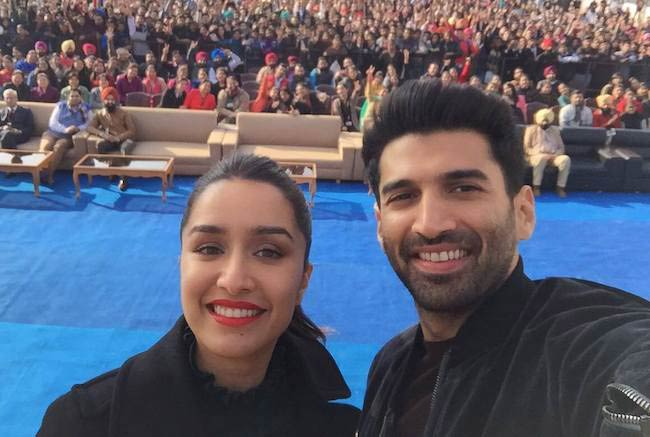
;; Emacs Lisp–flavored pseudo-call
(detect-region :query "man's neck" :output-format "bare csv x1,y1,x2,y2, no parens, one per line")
416,306,474,342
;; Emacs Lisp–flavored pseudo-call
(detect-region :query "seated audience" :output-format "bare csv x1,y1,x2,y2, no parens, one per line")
142,65,167,98
216,76,250,124
30,73,60,103
592,94,622,128
86,87,136,191
524,108,571,198
115,63,144,105
60,71,91,105
559,90,593,127
621,101,646,129
38,89,91,184
0,89,34,149
182,80,216,110
331,83,360,132
161,78,189,109
2,70,31,101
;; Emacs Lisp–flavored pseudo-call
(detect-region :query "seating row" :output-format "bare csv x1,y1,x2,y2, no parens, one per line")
514,125,650,192
2,102,364,181
4,101,650,191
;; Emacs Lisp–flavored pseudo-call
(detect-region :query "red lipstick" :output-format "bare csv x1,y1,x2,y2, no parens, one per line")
207,299,266,327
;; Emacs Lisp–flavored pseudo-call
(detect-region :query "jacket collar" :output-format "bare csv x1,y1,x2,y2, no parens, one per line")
448,258,536,365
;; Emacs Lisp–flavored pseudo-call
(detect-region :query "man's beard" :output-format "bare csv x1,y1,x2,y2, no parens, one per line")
382,207,518,315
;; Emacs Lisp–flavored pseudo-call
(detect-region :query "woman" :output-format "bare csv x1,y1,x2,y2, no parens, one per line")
142,64,167,95
38,154,360,436
182,80,217,110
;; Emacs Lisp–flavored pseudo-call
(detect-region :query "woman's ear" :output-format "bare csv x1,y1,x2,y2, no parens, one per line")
297,262,313,305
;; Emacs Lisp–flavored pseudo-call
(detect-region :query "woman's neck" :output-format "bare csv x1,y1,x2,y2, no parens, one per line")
195,340,277,392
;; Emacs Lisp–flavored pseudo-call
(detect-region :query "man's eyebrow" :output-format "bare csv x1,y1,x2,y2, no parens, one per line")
381,179,415,197
189,224,225,235
442,169,490,182
254,226,294,241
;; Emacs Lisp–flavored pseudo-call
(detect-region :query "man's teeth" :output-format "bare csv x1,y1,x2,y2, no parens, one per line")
212,306,261,318
418,249,467,262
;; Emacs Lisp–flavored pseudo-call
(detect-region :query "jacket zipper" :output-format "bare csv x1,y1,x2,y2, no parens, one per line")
422,350,451,436
602,383,650,436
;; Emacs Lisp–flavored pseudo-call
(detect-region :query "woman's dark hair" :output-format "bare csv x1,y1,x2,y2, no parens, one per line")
180,154,324,342
362,79,525,204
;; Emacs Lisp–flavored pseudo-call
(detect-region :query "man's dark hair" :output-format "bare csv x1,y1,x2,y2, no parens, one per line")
362,79,525,204
570,89,584,97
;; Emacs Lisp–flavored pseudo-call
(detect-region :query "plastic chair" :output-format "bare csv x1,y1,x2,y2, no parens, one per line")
125,92,151,107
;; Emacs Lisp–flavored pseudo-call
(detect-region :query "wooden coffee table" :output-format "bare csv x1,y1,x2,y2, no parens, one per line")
73,154,175,202
0,149,53,197
277,162,317,207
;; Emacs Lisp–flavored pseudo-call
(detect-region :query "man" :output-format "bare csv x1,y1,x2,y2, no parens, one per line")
2,70,31,101
216,75,250,123
39,89,91,184
15,49,39,75
524,108,571,197
115,63,143,105
0,89,34,149
86,87,136,191
60,71,91,105
359,80,650,437
559,90,593,127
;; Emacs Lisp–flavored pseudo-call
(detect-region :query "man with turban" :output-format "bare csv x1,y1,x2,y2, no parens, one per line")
60,40,76,70
82,44,97,57
592,94,622,128
34,41,48,57
86,87,136,191
523,108,571,197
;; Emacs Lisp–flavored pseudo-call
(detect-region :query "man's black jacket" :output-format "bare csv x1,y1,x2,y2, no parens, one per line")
359,260,650,437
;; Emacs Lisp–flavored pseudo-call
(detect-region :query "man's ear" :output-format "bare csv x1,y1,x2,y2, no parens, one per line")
297,262,313,305
514,185,536,241
374,202,384,248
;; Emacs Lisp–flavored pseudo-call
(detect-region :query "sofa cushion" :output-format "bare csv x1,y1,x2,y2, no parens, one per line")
237,113,341,149
560,127,607,146
612,128,650,149
565,144,594,158
238,145,342,169
133,141,210,163
127,107,216,144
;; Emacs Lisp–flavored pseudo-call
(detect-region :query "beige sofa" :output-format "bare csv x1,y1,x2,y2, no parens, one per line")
216,112,363,180
0,101,87,169
86,107,223,175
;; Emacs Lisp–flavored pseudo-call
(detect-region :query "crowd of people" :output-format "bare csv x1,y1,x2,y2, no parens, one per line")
0,0,649,126
1,0,650,189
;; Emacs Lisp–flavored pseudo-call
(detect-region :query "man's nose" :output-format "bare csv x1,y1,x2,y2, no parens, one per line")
411,192,458,238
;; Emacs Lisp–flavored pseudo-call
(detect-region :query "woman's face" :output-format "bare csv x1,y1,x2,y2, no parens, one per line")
180,179,310,365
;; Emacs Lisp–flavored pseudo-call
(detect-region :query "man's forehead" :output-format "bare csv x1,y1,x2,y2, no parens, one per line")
378,131,501,185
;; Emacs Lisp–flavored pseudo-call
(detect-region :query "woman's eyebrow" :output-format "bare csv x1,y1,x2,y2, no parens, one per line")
254,226,294,241
189,224,225,235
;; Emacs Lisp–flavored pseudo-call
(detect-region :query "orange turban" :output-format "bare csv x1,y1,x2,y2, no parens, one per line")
101,87,119,102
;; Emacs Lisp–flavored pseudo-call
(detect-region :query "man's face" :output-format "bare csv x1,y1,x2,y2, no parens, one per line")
226,77,239,94
571,92,584,106
27,51,38,63
127,66,138,79
12,73,23,86
4,92,17,107
375,130,534,315
68,91,82,107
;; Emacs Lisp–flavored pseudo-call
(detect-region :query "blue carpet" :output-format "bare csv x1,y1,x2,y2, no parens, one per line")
1,172,650,436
